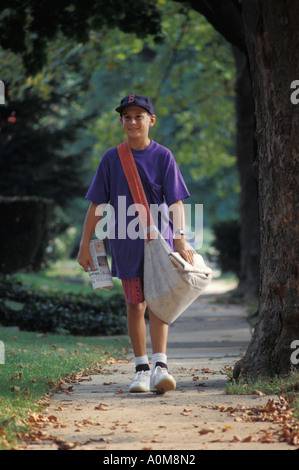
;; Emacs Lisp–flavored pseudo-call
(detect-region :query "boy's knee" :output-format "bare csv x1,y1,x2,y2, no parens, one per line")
126,301,146,316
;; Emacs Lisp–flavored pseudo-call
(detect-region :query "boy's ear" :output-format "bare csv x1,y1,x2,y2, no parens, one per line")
149,114,156,127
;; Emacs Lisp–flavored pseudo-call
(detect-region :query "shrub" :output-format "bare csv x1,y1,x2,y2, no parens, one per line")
0,275,127,336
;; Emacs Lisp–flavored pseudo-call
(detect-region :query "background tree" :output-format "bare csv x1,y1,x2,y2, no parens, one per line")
174,0,259,300
0,85,92,207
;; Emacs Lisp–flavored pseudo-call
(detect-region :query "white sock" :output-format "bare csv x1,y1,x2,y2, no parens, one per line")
134,355,150,370
152,353,167,369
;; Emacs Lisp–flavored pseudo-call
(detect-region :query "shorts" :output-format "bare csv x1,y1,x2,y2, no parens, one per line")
121,277,145,304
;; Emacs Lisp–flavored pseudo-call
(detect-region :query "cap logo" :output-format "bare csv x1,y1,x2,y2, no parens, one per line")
128,94,135,103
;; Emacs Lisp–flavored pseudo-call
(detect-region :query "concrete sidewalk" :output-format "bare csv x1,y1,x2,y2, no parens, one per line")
25,281,297,451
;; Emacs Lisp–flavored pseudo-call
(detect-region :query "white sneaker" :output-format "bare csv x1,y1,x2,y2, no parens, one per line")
150,366,176,394
129,370,151,393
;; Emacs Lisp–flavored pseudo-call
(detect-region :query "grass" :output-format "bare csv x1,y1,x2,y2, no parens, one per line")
225,367,299,422
0,326,130,449
15,258,123,297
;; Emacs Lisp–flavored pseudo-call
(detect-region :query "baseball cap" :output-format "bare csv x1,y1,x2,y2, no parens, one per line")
115,94,154,115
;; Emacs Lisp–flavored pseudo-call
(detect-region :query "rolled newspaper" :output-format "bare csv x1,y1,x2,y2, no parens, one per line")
88,239,114,291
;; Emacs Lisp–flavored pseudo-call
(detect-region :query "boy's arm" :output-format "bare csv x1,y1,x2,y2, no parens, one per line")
169,200,194,265
77,202,103,272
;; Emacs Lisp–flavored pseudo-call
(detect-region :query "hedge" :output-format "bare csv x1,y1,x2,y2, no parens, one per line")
0,275,127,336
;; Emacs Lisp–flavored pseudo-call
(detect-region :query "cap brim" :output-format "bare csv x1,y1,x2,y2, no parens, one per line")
115,104,152,114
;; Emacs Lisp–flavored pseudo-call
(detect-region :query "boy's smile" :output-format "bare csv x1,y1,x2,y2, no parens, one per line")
120,105,156,150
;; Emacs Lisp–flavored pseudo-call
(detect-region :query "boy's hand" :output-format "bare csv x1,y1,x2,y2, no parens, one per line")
77,246,95,272
174,237,195,265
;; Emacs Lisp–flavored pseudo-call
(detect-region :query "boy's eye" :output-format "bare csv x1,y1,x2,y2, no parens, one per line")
123,115,143,121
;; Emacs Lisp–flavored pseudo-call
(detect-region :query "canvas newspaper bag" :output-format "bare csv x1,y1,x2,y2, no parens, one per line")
117,141,212,324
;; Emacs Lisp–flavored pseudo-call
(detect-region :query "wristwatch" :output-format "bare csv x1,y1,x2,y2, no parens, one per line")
175,229,185,236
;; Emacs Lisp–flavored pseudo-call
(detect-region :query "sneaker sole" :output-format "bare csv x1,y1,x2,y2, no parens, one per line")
153,377,176,394
129,385,150,393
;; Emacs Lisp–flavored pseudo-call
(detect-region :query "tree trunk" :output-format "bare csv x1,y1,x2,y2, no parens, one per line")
233,47,260,300
233,0,299,379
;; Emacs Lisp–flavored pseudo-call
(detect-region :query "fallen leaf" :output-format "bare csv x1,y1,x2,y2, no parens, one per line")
222,425,233,432
54,438,76,450
198,427,215,435
94,403,110,411
253,390,265,397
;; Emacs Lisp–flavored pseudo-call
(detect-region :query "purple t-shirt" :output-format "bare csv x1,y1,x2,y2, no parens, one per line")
85,140,190,279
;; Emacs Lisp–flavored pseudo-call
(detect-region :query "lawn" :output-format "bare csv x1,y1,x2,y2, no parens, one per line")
0,259,129,449
15,258,123,296
0,326,130,449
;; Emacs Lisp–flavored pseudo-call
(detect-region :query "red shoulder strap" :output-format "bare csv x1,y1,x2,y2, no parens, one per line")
117,141,155,238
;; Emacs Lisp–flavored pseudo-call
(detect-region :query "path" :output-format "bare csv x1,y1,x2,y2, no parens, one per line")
24,280,298,451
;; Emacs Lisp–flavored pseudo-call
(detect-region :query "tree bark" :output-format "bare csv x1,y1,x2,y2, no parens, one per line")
233,47,260,300
234,0,299,379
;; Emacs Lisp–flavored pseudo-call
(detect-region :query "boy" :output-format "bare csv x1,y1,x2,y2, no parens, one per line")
77,94,194,394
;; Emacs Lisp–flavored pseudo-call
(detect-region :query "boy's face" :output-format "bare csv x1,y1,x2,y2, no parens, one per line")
120,106,156,142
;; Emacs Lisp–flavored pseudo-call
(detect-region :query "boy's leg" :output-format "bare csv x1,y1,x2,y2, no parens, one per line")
126,301,147,358
122,278,148,358
148,308,176,394
148,308,168,355
126,301,151,392
122,278,151,392
122,277,175,393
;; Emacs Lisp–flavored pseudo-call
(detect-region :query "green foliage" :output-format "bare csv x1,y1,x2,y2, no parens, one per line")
0,275,127,336
0,196,53,273
0,0,162,75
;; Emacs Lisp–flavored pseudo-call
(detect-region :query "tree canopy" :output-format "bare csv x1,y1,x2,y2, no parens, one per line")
0,1,238,226
0,0,162,74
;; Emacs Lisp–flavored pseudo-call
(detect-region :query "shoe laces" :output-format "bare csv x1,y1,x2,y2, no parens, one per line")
135,370,149,379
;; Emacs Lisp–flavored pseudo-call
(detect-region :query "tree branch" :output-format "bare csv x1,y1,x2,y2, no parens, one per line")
174,0,247,53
